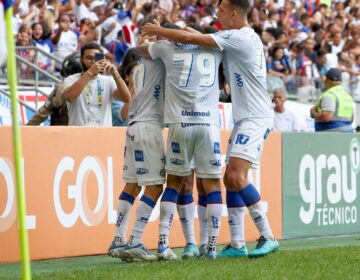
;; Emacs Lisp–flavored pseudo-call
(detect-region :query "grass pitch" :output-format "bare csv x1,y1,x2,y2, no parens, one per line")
1,235,360,280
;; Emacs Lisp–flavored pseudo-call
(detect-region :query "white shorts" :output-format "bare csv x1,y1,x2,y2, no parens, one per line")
123,122,166,186
166,123,221,178
225,118,273,169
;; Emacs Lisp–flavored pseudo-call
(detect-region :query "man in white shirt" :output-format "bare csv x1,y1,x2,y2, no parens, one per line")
63,42,131,126
272,88,299,132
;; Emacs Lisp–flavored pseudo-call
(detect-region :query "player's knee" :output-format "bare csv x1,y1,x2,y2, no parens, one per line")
123,183,142,198
224,170,248,190
144,185,163,201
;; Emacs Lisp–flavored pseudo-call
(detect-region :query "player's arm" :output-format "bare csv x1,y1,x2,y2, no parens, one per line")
142,22,218,48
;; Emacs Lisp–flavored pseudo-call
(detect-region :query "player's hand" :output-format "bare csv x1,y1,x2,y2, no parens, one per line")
141,22,158,36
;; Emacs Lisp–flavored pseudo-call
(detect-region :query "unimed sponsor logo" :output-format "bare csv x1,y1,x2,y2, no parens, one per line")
298,138,359,226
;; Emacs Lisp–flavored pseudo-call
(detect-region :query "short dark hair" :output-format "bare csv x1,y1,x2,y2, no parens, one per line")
229,0,251,14
124,61,138,77
186,23,204,33
204,25,218,34
161,22,181,30
80,42,101,57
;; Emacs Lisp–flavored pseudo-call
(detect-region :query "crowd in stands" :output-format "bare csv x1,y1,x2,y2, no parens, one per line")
11,0,360,98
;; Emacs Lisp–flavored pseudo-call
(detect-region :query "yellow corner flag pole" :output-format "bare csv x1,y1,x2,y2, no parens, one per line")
4,5,32,280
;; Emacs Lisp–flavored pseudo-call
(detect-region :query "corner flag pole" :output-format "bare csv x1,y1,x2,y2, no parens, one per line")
4,5,32,280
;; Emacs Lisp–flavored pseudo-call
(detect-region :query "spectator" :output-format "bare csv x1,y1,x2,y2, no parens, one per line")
106,30,129,64
272,88,299,132
267,45,292,80
52,14,79,71
32,22,55,72
63,42,131,126
16,24,35,79
330,32,345,54
310,68,354,132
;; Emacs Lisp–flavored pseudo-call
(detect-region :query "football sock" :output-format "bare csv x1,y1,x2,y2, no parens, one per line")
239,183,274,240
159,188,179,247
206,191,222,252
226,191,246,248
128,195,156,247
197,195,208,246
177,194,196,245
114,192,135,246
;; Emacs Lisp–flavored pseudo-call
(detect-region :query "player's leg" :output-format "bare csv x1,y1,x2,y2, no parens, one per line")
218,128,247,258
109,129,141,257
196,177,208,256
120,122,166,261
109,183,141,257
194,124,223,259
158,123,193,260
224,119,279,258
178,170,199,259
120,184,163,262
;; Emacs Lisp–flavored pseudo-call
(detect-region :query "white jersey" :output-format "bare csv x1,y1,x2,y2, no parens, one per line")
128,58,165,126
210,28,273,123
63,73,116,126
148,40,222,126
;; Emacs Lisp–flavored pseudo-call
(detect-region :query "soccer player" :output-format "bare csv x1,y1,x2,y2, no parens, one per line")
138,23,224,260
142,0,279,258
108,51,166,261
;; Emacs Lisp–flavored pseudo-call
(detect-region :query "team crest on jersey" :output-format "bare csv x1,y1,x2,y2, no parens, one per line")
209,159,221,166
171,142,180,153
170,158,184,165
135,150,144,162
136,168,149,175
123,165,128,171
214,142,220,154
235,134,250,145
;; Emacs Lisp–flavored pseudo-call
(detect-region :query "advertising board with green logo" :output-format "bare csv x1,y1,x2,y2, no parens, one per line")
282,133,360,238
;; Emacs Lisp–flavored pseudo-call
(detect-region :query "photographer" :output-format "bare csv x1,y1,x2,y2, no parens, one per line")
27,53,82,126
63,42,131,126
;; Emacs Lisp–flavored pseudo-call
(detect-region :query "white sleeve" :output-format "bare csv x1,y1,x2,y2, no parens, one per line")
209,30,237,51
108,76,117,98
62,74,78,90
148,40,167,60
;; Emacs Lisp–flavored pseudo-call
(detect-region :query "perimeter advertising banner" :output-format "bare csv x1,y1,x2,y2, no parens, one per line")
0,127,282,262
282,133,360,239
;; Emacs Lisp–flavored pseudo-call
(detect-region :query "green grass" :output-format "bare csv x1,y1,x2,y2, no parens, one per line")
1,235,360,280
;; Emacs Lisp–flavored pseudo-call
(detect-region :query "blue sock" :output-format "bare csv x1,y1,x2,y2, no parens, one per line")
198,195,207,207
226,191,245,208
161,188,179,203
140,195,156,208
119,191,135,204
178,193,194,205
238,184,261,207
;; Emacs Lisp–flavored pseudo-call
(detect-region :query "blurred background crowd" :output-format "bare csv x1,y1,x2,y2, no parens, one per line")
9,0,360,100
